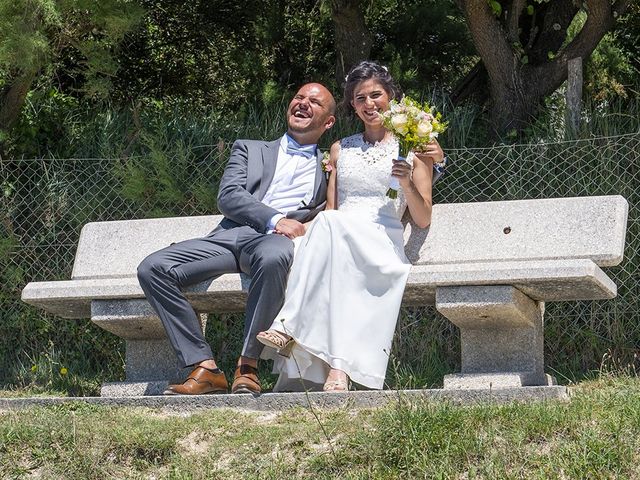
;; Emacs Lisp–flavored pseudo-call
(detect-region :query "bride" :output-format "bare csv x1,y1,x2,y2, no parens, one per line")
257,60,444,391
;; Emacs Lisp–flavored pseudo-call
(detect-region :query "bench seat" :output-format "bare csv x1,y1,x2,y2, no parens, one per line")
23,258,616,319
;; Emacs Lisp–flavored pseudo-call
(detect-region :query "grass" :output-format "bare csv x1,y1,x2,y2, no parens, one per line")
1,376,639,478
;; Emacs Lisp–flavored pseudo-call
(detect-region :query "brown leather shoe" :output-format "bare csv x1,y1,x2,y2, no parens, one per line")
164,366,228,395
231,364,261,395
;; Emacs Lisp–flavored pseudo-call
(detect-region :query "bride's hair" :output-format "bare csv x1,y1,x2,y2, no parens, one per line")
341,60,402,113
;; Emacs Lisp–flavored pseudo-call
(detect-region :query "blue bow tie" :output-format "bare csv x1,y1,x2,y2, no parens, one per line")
286,137,317,159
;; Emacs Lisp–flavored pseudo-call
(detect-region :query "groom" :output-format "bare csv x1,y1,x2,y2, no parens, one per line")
137,83,336,395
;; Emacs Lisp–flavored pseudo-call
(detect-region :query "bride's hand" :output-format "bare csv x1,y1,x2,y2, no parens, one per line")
391,158,413,188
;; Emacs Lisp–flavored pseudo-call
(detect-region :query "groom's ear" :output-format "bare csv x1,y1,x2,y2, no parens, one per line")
325,115,336,130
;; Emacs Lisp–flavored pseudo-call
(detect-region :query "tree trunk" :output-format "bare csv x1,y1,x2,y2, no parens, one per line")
451,61,489,106
458,0,630,137
489,74,534,135
0,71,36,135
329,0,372,86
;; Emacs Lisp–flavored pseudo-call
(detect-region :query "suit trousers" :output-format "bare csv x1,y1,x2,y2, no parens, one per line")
137,225,294,367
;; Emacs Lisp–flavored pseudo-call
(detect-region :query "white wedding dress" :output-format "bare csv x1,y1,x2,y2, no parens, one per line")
263,133,411,391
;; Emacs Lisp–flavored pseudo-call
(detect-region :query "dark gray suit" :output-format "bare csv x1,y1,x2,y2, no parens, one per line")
137,138,327,367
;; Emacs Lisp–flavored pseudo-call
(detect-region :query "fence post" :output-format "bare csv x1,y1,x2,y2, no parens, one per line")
566,57,583,137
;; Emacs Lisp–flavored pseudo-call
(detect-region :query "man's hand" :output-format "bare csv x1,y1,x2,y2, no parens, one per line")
274,218,306,239
415,140,444,164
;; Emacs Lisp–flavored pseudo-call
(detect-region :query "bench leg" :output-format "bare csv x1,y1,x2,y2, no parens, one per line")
91,299,206,396
436,285,554,390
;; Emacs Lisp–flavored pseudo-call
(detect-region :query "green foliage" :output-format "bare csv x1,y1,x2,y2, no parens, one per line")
0,0,143,86
614,2,640,76
585,33,636,101
4,88,80,158
487,0,502,17
0,0,144,147
9,343,112,396
114,133,220,218
366,0,477,93
0,0,62,74
112,0,335,111
565,10,637,102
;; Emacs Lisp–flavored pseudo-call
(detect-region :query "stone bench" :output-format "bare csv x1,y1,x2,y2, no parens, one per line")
22,195,629,396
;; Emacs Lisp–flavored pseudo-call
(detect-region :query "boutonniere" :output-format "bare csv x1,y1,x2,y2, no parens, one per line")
321,151,333,179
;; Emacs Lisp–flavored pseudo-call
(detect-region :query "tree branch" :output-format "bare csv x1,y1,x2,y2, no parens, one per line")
531,0,628,98
451,61,490,106
561,0,614,61
527,0,578,61
507,0,526,43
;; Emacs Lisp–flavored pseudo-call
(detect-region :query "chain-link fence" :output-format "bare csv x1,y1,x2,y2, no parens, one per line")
1,132,638,392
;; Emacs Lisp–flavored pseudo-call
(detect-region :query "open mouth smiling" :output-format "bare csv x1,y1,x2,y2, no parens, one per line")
363,108,381,119
293,109,312,119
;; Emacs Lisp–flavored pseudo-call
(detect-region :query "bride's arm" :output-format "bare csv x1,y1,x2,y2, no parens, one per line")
396,140,444,228
302,142,340,233
325,141,340,210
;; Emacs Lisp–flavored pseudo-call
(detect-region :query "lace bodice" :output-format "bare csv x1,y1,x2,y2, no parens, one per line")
337,133,407,221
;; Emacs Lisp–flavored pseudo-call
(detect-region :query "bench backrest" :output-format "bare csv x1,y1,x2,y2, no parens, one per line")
72,195,628,279
405,195,628,267
72,216,223,279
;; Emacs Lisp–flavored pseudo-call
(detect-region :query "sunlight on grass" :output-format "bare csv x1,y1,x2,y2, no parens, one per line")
1,377,639,479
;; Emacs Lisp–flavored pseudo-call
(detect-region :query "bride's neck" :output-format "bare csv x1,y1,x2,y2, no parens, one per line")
362,126,388,144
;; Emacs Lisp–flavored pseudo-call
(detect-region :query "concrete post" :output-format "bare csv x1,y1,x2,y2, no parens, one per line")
566,57,583,136
91,299,207,396
436,285,553,389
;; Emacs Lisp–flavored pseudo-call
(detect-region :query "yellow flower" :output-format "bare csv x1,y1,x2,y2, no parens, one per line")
60,367,68,376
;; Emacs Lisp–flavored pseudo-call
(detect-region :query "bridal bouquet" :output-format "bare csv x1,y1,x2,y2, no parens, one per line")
379,96,447,198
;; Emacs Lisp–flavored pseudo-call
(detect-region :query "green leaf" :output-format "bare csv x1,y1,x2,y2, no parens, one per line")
521,55,529,64
487,0,502,17
527,5,534,15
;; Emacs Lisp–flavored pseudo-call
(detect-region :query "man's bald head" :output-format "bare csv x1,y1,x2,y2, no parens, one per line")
286,83,336,145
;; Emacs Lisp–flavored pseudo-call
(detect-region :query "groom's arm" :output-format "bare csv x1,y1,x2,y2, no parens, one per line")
217,140,280,233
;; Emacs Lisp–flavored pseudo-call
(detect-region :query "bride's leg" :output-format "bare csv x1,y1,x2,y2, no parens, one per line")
323,368,349,392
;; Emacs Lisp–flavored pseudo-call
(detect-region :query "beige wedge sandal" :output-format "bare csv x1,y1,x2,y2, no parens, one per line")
256,329,295,358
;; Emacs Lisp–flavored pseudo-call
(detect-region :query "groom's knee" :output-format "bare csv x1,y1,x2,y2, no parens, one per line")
253,243,294,276
137,251,168,287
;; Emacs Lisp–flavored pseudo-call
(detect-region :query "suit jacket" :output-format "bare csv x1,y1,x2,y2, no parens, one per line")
215,138,328,234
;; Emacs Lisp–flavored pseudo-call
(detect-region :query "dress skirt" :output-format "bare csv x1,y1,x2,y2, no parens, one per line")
264,209,411,391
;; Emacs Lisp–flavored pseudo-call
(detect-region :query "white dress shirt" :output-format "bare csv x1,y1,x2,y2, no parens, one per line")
263,135,319,232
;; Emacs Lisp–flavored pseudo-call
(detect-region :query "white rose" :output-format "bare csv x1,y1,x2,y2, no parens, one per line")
391,114,408,134
416,121,433,138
